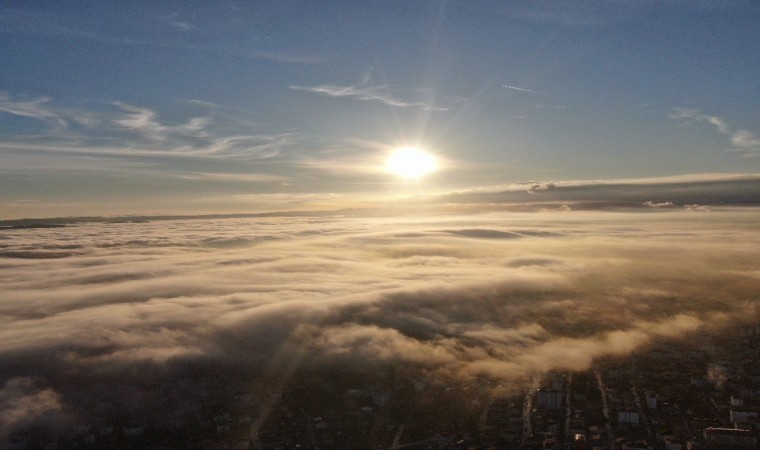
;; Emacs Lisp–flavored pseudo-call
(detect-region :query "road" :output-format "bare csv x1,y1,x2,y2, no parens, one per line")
594,370,615,450
389,424,405,450
565,373,572,450
521,377,540,446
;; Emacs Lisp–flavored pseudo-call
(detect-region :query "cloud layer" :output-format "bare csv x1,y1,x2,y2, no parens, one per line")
1,210,759,439
431,174,760,210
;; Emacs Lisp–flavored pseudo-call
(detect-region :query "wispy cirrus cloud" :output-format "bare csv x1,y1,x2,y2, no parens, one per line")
730,129,760,150
112,102,169,141
0,95,306,206
0,95,298,162
290,84,451,111
0,93,69,129
203,132,297,159
669,107,760,156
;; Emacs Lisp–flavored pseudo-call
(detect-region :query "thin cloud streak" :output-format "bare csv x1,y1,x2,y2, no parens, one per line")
502,84,543,95
458,172,760,193
0,97,300,163
0,93,68,129
290,84,451,111
428,172,760,210
670,107,760,156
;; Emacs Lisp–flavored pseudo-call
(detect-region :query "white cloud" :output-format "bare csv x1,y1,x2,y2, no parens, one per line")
113,102,167,140
290,84,450,111
0,93,68,128
684,204,712,212
731,129,760,149
111,102,219,146
670,107,760,156
204,132,296,158
644,201,675,208
0,95,303,170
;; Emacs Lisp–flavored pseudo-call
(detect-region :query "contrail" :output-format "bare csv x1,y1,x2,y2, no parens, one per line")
502,84,542,95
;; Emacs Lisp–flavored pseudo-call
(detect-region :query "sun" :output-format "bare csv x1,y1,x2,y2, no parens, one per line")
386,147,438,179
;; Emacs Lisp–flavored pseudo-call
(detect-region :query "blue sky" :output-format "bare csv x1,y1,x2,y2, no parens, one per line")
1,1,759,218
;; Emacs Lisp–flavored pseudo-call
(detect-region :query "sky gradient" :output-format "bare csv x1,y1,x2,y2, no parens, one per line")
1,1,760,218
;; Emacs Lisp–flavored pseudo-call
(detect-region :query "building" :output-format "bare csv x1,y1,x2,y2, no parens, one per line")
617,409,640,426
664,435,683,450
646,391,657,409
371,389,390,406
729,409,758,423
703,427,757,448
536,389,562,410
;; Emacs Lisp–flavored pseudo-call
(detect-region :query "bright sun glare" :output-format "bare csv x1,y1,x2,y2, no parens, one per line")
386,147,438,179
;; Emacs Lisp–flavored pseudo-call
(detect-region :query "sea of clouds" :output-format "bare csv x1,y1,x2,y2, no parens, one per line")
1,209,760,438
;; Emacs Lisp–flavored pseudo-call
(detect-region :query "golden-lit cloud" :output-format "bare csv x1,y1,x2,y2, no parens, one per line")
1,209,759,437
